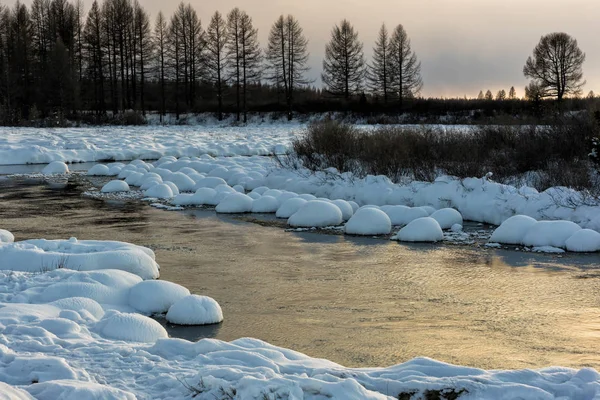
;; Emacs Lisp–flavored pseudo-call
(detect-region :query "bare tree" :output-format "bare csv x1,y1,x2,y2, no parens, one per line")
523,32,586,101
265,14,310,120
226,8,261,123
388,24,422,108
508,86,516,100
153,11,167,122
82,0,105,114
133,0,151,114
205,11,228,121
322,19,365,99
367,23,391,103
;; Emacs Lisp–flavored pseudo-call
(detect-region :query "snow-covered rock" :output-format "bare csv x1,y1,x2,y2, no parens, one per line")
87,164,110,176
345,208,392,235
430,208,463,230
42,161,69,175
288,201,343,228
0,229,14,243
332,200,354,220
162,181,180,196
565,229,600,253
276,198,307,219
215,193,253,213
195,177,227,189
166,295,223,325
251,196,280,213
393,217,444,242
129,280,190,315
383,206,429,226
95,310,168,342
144,184,174,199
489,215,538,245
521,221,582,248
101,180,130,193
191,188,217,205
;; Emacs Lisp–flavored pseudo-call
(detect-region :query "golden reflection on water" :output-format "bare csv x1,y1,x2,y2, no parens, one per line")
2,179,600,369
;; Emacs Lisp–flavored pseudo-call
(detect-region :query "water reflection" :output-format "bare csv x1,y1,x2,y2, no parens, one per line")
154,317,222,342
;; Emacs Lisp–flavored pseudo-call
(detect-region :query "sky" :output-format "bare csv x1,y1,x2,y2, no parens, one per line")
24,0,600,98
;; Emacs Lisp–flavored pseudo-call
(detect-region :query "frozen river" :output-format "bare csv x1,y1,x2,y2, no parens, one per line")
1,175,600,370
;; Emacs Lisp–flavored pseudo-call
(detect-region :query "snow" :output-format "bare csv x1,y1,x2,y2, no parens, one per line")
532,246,566,254
165,295,223,326
489,215,538,245
382,205,429,226
128,280,191,315
0,229,14,243
41,161,69,175
215,193,254,213
345,208,392,235
522,221,582,248
430,208,463,230
190,187,218,205
393,217,444,242
0,382,34,400
332,199,354,220
288,200,343,228
565,229,600,253
86,164,110,176
276,198,308,219
95,310,168,342
251,195,280,213
0,239,160,279
144,183,174,199
101,180,130,193
26,380,136,400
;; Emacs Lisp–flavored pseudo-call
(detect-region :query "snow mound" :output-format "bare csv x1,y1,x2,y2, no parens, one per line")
565,229,600,253
522,220,582,248
26,380,136,400
129,280,190,315
0,229,14,243
169,172,196,192
0,239,160,279
42,161,69,175
288,200,343,228
95,310,168,342
215,193,253,213
430,208,463,230
345,208,392,235
276,198,307,219
393,217,444,242
384,206,429,226
195,177,227,189
86,164,110,176
166,295,223,325
101,180,130,193
332,199,354,220
50,297,106,320
0,382,34,400
251,196,279,213
489,215,538,245
191,187,218,205
144,184,174,199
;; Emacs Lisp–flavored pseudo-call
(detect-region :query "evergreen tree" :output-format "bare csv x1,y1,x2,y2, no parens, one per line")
367,23,391,103
388,24,422,108
204,11,228,121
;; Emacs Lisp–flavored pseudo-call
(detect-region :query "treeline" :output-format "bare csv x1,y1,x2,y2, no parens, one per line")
0,0,596,126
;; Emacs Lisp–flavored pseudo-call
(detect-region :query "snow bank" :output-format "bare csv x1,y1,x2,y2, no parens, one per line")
41,161,69,175
101,180,130,193
166,295,223,325
288,201,343,228
0,229,14,243
393,217,444,242
0,239,160,279
129,280,190,315
345,208,392,235
26,380,136,400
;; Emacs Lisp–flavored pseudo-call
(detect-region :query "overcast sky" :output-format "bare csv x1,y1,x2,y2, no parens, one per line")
26,0,600,98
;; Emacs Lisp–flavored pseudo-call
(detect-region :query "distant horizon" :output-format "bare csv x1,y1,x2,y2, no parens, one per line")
19,0,600,98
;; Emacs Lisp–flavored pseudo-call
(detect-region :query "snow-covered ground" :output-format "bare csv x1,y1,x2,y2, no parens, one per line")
0,125,302,165
1,229,600,399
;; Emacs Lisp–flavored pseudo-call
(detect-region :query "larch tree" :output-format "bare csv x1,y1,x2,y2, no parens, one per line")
153,11,167,121
477,90,484,100
496,89,506,101
508,86,516,100
388,24,422,108
523,32,586,101
485,90,493,100
367,23,391,103
322,19,365,99
265,14,310,120
82,0,105,114
204,11,228,121
132,0,152,114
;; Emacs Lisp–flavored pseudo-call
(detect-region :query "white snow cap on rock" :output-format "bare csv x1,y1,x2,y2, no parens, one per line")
276,198,307,219
489,215,538,245
345,208,391,236
288,200,343,228
42,161,69,175
166,295,223,325
129,280,190,315
215,193,253,213
87,164,110,176
430,208,463,230
522,220,582,248
332,200,354,220
0,229,14,243
393,217,444,242
95,310,168,342
144,184,174,199
565,229,600,253
251,196,280,213
101,180,130,193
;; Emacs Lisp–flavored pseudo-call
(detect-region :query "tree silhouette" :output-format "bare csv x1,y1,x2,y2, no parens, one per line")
388,24,422,108
367,23,391,103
